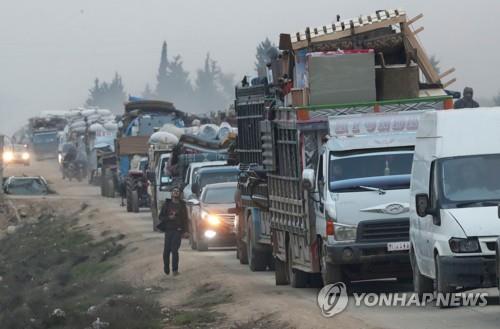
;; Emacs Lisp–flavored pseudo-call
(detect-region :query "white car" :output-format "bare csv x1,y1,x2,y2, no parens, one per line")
410,109,500,295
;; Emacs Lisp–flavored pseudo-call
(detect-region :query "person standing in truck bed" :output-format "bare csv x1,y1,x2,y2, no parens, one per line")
157,187,188,276
454,87,480,109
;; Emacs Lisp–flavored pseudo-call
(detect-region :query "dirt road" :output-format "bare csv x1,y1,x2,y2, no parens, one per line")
5,160,500,329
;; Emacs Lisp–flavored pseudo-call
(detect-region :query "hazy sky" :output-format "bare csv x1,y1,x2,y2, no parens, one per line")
1,0,499,134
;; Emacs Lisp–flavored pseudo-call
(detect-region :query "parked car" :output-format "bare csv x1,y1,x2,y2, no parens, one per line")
3,176,49,195
187,182,238,251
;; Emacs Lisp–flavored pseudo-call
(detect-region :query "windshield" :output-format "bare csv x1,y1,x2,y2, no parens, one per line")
329,152,413,192
440,154,500,206
33,132,57,144
6,178,48,195
199,171,238,190
203,186,236,204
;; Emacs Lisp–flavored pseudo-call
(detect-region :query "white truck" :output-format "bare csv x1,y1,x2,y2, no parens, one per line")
410,109,500,295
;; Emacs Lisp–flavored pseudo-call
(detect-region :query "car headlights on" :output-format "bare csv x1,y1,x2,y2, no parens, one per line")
22,152,30,160
334,224,357,242
3,151,14,162
449,237,481,253
206,215,221,226
201,210,209,220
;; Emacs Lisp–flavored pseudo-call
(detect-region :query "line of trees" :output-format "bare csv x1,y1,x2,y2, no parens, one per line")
85,39,277,114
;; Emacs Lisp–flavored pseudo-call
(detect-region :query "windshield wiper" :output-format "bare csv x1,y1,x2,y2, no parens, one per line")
455,201,500,208
357,186,387,195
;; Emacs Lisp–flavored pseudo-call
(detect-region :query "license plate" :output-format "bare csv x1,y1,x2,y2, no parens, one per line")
387,241,410,252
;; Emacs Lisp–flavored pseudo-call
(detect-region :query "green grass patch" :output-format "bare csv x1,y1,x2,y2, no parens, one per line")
0,211,162,329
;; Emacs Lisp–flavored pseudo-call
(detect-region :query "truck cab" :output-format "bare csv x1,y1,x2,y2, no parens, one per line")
308,112,419,284
410,109,500,295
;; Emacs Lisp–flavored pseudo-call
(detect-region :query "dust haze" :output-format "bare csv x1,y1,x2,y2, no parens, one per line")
1,0,499,134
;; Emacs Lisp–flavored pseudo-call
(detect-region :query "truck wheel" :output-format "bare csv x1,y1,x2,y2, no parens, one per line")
267,252,276,271
100,179,106,197
247,225,267,271
287,242,308,288
238,240,248,265
131,190,140,213
275,257,289,285
321,252,343,286
410,247,433,296
126,192,132,212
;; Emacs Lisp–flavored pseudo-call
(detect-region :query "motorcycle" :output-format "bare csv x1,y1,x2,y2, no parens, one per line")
64,160,87,182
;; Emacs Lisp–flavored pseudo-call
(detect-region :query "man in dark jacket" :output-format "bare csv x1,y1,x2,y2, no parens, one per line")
454,87,480,109
158,187,188,276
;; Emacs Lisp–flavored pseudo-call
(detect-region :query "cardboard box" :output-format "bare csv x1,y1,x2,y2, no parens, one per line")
307,50,376,105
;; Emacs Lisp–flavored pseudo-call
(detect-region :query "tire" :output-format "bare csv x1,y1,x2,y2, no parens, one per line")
435,255,452,294
126,192,132,212
321,247,343,286
247,224,267,271
275,257,289,285
287,241,308,288
131,190,140,213
196,238,208,252
410,247,433,296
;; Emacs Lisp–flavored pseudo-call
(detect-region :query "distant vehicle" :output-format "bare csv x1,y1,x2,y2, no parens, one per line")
2,144,30,166
3,176,49,195
125,157,150,213
187,182,238,251
190,166,239,199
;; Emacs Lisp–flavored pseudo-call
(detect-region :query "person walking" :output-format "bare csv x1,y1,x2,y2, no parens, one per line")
157,187,188,276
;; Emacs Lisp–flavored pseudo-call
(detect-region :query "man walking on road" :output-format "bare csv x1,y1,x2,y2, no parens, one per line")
157,187,188,276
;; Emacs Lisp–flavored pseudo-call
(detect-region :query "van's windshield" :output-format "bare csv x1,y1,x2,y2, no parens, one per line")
329,152,413,193
439,154,500,207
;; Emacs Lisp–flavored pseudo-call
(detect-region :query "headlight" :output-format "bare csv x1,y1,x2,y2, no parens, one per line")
449,237,481,253
334,224,357,242
3,151,13,162
206,214,221,226
58,154,63,164
21,152,30,160
201,210,209,220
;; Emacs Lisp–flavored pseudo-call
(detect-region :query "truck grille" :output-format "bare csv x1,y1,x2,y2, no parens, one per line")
356,218,409,242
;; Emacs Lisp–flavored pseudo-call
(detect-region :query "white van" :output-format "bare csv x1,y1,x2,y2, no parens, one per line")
410,109,500,294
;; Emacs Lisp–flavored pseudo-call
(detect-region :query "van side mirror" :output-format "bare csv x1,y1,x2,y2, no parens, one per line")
416,193,432,217
301,169,315,191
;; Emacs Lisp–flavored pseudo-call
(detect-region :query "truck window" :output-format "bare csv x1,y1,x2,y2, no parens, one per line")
329,152,413,193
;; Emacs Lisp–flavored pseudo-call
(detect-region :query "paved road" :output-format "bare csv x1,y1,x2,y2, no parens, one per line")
5,160,500,329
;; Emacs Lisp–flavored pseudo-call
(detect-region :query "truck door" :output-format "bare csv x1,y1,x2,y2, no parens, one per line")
315,152,327,238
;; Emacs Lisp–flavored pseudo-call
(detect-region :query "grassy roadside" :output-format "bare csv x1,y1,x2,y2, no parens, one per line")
0,204,163,329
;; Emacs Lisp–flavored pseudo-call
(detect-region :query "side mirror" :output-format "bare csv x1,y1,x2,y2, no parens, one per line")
187,199,200,206
192,182,200,195
301,169,315,191
416,193,431,217
146,171,155,183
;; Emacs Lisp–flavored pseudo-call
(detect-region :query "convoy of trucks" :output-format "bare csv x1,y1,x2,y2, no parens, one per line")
13,8,500,303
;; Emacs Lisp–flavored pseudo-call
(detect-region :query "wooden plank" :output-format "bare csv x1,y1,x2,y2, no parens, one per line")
439,68,456,79
413,26,424,35
292,14,406,50
408,13,424,26
403,26,441,84
443,78,457,88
